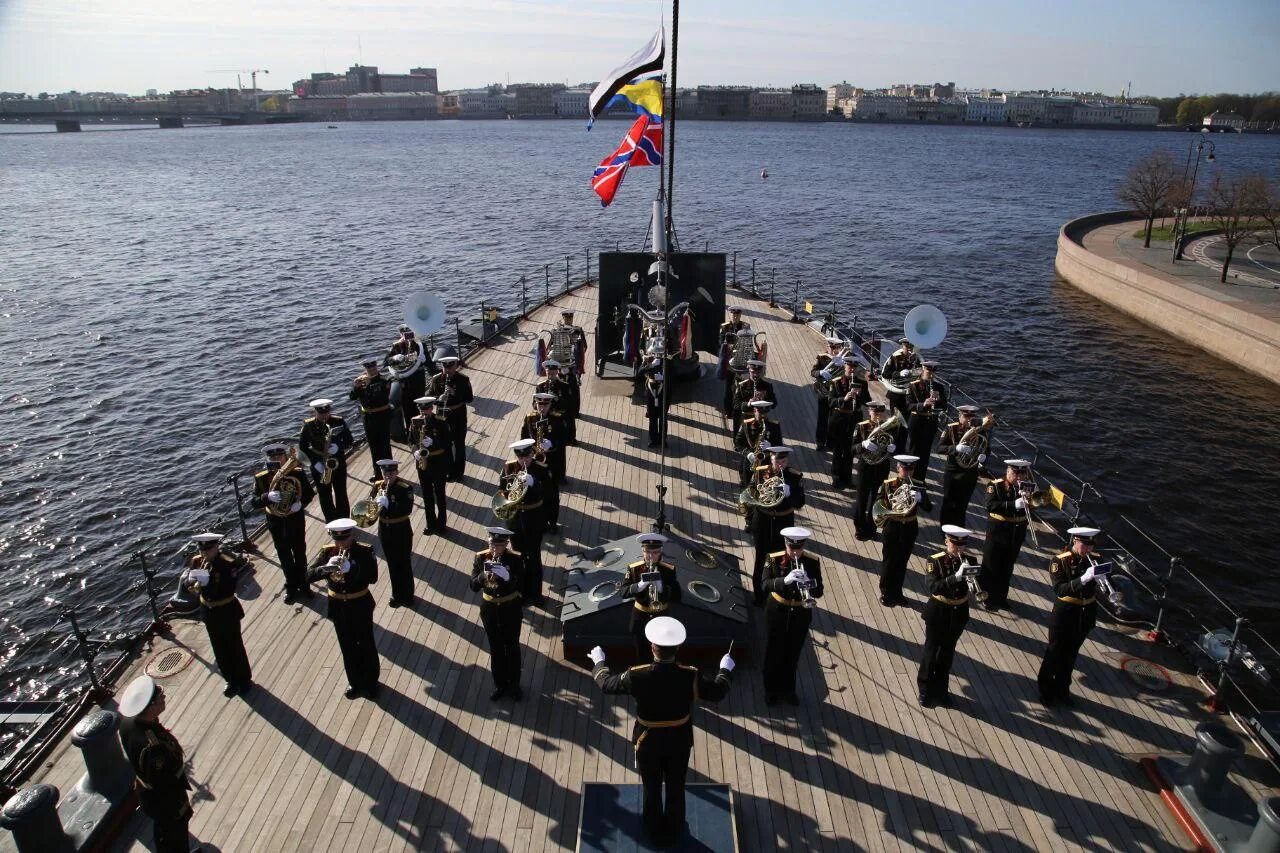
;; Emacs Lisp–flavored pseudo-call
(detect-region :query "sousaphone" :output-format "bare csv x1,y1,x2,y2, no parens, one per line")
402,291,447,338
881,304,947,395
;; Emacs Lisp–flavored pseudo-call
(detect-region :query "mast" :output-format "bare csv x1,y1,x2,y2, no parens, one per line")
664,0,679,249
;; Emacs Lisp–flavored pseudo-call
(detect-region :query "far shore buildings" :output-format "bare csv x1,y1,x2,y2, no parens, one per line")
1202,111,1246,131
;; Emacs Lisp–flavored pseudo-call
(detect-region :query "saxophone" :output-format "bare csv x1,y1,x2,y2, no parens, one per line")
413,418,432,473
319,421,338,485
265,448,302,518
533,415,549,464
436,380,452,415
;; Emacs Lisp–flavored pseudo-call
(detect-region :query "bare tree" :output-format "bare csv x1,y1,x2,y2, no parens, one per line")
1206,173,1267,283
1253,176,1280,254
1117,151,1180,247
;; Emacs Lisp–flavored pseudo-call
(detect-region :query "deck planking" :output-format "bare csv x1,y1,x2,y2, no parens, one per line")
10,282,1277,853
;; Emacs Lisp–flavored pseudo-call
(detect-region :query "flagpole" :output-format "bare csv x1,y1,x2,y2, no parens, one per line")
664,0,679,248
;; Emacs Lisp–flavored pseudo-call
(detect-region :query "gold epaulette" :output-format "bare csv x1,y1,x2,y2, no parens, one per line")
930,551,947,560
769,550,786,560
628,663,655,673
736,378,752,386
857,420,872,429
628,560,646,570
677,664,698,673
353,541,373,553
660,561,674,570
753,464,770,472
1055,551,1072,560
947,421,961,430
475,548,491,557
372,479,385,488
304,417,316,423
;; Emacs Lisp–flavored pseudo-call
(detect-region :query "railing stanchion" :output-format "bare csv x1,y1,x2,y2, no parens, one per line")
1147,556,1180,644
64,610,102,694
545,265,551,304
1210,616,1248,712
227,472,254,549
137,552,164,627
520,276,528,317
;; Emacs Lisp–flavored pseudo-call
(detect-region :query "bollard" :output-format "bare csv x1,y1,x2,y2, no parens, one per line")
0,785,74,853
71,711,133,801
1186,722,1243,801
1244,797,1280,853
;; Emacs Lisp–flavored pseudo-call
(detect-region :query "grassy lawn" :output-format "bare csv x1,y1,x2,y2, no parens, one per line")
1132,222,1217,242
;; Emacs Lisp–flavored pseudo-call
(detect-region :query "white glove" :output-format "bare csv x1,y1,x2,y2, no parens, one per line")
781,484,791,498
420,436,433,449
862,439,875,451
785,567,807,585
540,438,553,451
899,369,910,378
267,490,282,503
746,452,756,464
887,443,896,453
376,495,389,509
635,580,650,592
413,450,423,461
953,565,966,581
188,569,210,587
339,558,351,574
719,654,736,672
490,564,510,581
289,501,302,512
978,453,987,463
327,555,342,568
314,462,325,474
818,367,833,381
914,490,925,503
831,355,846,368
956,443,972,454
520,472,534,487
327,443,339,455
1015,497,1027,510
1080,566,1096,583
588,646,606,666
655,580,664,595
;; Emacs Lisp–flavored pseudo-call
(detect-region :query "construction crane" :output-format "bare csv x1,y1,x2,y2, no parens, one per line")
205,69,270,109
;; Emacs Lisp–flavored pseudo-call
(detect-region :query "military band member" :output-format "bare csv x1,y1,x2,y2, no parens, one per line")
811,336,846,451
936,405,993,527
918,525,978,707
731,359,775,440
876,455,922,606
645,370,670,449
853,402,895,540
502,439,549,605
719,307,751,416
883,337,921,418
620,533,683,660
590,618,735,845
471,527,526,701
522,392,569,486
308,518,380,698
557,308,589,405
538,359,580,447
905,361,947,511
409,396,452,535
736,399,783,485
119,676,195,853
828,358,871,489
429,355,474,482
385,325,431,434
349,357,393,467
371,459,416,608
748,447,806,606
298,398,354,522
977,459,1035,612
762,527,823,705
251,442,312,604
185,534,252,696
1037,527,1103,707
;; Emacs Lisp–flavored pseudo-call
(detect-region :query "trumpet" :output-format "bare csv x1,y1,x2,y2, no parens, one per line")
961,555,985,602
642,561,662,608
792,556,816,608
1017,478,1045,547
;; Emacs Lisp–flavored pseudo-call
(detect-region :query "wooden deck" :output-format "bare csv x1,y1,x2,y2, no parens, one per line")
16,284,1277,851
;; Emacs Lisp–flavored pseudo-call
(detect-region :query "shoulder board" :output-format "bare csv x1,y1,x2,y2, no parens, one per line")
255,469,271,480
736,378,752,386
947,421,961,430
394,480,413,490
930,551,947,560
627,560,645,569
353,541,374,552
304,417,316,423
753,464,770,472
883,476,898,485
857,420,872,428
628,664,655,673
677,664,698,673
1055,551,1072,560
373,479,385,487
660,561,675,570
769,550,786,559
475,548,491,557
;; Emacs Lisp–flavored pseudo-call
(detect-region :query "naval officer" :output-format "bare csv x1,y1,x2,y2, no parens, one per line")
761,526,823,705
185,533,252,696
119,676,195,853
307,518,381,699
1037,527,1104,707
471,527,526,701
917,525,977,707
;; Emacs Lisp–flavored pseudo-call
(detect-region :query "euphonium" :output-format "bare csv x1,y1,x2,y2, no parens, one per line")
265,448,302,518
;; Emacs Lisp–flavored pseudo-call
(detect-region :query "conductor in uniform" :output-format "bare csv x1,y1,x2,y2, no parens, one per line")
590,617,735,846
408,396,452,535
761,526,823,705
349,357,393,466
186,533,252,696
1037,527,1103,707
936,406,992,528
620,533,682,660
876,455,922,607
429,355,474,482
471,526,525,701
917,525,977,707
371,458,416,608
905,361,947,511
827,358,869,489
644,370,670,449
299,398,354,521
748,446,805,607
852,402,894,540
119,675,195,853
307,518,380,699
252,442,312,604
502,439,549,606
977,459,1035,613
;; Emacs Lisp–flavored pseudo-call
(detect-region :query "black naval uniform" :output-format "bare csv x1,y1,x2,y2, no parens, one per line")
521,410,570,486
883,347,921,417
470,548,525,694
385,338,432,435
191,550,251,691
906,376,948,506
409,412,453,533
251,463,312,598
827,372,869,488
593,658,732,841
735,415,783,485
374,477,416,605
730,375,775,440
620,559,682,660
918,550,974,703
852,419,892,539
537,374,579,446
502,460,548,604
298,415,354,522
349,372,394,467
719,320,751,415
308,541,380,695
645,375,670,448
762,550,823,701
1037,550,1099,705
121,716,193,853
936,420,988,528
429,370,475,481
876,473,920,603
811,352,835,450
749,467,805,606
978,478,1030,610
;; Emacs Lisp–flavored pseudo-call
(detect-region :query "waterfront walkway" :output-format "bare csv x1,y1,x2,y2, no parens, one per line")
12,285,1277,851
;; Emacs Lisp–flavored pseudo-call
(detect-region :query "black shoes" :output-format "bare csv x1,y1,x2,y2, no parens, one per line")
783,693,800,706
880,594,907,607
344,685,360,699
283,591,297,605
918,692,934,707
509,685,524,701
490,687,505,701
223,683,238,697
491,685,523,701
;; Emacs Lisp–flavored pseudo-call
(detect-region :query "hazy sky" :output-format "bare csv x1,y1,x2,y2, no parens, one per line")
1,0,1277,97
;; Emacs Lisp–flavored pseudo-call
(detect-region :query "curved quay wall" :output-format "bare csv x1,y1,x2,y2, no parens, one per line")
1055,212,1280,385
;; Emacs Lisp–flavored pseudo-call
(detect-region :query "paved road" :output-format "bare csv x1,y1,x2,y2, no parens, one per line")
1188,233,1280,289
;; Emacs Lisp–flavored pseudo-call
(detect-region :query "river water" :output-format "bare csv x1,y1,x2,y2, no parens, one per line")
2,120,1279,708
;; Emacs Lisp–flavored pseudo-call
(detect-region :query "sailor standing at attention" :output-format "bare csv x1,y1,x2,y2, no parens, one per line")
307,518,381,699
251,442,312,604
408,396,452,535
762,526,823,705
298,398,353,521
185,533,252,696
471,526,526,701
371,458,416,608
977,459,1036,613
748,446,805,607
644,370,670,449
590,617,734,846
118,676,196,853
429,355,474,482
349,357,393,467
1037,527,1104,707
875,455,922,607
620,533,682,660
936,406,993,528
502,439,548,606
917,525,977,707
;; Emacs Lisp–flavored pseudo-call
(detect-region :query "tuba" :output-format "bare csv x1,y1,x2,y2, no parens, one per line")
882,304,946,394
491,470,528,522
728,331,766,373
859,411,905,465
872,478,918,527
265,448,302,518
543,327,578,371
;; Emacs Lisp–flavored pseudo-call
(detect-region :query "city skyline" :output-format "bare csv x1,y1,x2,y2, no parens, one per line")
2,0,1278,97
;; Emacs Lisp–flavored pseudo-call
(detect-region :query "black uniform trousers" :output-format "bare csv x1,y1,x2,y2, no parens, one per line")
979,521,1027,609
417,466,448,531
751,510,793,605
907,421,938,493
629,607,660,661
829,413,855,486
722,374,738,417
445,411,467,480
310,466,350,522
1037,600,1096,701
139,789,192,853
543,474,562,528
204,601,251,688
379,520,415,603
363,410,393,468
512,509,546,603
267,513,308,594
880,518,918,600
763,600,813,696
853,460,889,536
918,599,968,699
815,397,831,449
329,594,379,692
887,391,909,448
397,373,426,436
939,467,979,528
637,729,692,840
480,598,522,689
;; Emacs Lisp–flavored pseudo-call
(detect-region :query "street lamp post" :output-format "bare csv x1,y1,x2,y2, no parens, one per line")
1172,134,1216,261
